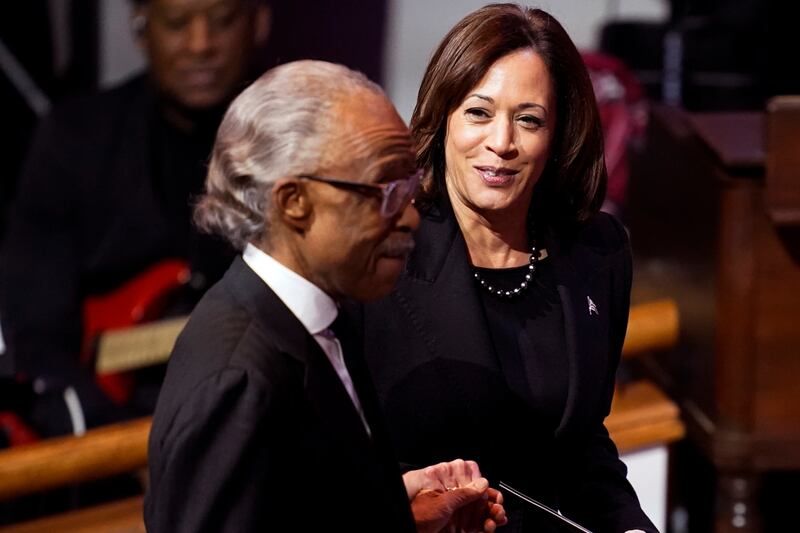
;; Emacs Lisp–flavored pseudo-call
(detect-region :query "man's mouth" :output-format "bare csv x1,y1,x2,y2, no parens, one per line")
381,237,415,258
182,68,220,88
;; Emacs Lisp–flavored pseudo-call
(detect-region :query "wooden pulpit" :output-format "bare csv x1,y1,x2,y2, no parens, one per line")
628,98,800,532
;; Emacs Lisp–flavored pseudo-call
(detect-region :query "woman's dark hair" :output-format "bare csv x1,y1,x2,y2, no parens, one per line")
412,3,606,227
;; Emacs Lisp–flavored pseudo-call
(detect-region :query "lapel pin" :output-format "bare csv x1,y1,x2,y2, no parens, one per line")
587,296,599,316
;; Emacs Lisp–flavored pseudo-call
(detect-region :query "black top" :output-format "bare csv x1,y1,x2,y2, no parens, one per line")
474,258,567,431
360,197,657,533
150,107,234,300
0,75,235,435
151,111,216,249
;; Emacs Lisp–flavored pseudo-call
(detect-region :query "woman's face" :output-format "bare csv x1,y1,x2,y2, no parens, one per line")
444,48,556,219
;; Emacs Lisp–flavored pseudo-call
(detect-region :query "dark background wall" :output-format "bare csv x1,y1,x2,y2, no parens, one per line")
2,0,798,236
0,0,388,237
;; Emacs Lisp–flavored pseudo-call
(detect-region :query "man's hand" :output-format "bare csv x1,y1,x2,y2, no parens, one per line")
403,459,507,533
410,477,487,533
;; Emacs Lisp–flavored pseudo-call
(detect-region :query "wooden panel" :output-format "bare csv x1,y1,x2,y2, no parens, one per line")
753,201,800,441
0,496,144,533
623,299,679,359
765,96,800,225
0,417,150,501
627,103,800,532
714,178,759,434
689,112,764,169
628,104,722,422
607,380,685,454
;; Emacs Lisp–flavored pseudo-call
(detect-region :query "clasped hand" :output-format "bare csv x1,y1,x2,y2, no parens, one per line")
403,459,507,533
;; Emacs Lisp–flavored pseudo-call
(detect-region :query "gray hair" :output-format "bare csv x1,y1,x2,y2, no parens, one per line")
194,60,383,250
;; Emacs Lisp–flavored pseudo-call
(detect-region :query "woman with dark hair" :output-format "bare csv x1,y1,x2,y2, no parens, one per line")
361,4,656,532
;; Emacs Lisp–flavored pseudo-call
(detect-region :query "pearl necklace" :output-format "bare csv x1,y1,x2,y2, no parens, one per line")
473,243,539,298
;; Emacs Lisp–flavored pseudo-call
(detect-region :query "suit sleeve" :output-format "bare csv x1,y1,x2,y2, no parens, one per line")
145,366,280,533
1,115,120,435
558,216,658,533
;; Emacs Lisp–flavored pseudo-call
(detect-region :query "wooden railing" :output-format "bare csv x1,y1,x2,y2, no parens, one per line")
0,416,150,501
0,298,682,530
609,379,684,454
623,298,679,359
615,298,683,453
0,496,145,533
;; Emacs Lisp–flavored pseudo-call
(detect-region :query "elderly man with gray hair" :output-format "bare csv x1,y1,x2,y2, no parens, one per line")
144,60,507,533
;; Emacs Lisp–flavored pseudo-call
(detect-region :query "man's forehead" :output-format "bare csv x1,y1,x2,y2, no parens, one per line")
333,92,414,177
149,0,249,13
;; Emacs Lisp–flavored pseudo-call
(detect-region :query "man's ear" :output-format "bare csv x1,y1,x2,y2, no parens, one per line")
253,4,271,47
131,6,149,52
272,178,312,232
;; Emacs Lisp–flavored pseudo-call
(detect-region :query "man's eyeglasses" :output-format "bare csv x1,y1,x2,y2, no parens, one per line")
299,169,422,218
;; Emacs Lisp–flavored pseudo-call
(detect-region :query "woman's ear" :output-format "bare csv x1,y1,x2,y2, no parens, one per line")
272,178,312,232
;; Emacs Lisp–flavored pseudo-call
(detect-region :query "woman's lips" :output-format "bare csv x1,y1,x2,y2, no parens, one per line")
475,166,519,186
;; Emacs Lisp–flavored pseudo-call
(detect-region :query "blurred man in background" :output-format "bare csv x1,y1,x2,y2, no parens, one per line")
0,0,271,438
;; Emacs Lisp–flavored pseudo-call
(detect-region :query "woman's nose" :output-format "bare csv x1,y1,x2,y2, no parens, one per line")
484,119,518,159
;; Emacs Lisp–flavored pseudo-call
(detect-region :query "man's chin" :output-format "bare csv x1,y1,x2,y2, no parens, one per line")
177,92,228,112
351,258,406,302
379,254,407,275
166,85,233,114
355,284,396,303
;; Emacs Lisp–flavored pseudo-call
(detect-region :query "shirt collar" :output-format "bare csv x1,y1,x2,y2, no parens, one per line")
242,243,337,335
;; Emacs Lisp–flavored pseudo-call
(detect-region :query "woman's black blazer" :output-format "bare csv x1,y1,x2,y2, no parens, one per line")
360,200,657,533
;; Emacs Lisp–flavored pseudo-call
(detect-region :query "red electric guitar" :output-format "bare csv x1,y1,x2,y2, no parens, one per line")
1,259,190,446
81,259,191,405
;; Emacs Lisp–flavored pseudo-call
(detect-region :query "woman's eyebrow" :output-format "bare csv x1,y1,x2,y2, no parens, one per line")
517,102,548,116
466,94,548,115
466,93,493,104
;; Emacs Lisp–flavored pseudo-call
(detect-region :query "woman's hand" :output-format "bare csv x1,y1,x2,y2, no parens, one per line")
403,459,482,499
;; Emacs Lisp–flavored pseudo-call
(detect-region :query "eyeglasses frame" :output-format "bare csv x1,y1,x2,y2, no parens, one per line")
298,169,422,218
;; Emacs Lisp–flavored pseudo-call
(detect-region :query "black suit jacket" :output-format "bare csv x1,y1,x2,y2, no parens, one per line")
361,200,656,533
145,257,415,532
0,75,233,433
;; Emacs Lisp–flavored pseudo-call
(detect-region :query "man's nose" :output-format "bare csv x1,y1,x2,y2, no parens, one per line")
397,201,420,232
186,16,213,54
485,119,518,159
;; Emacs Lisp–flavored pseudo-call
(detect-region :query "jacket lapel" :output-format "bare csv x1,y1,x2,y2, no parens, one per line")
336,312,386,443
402,202,613,438
547,230,612,437
399,203,501,371
338,310,414,502
389,202,502,417
223,258,414,528
225,258,373,455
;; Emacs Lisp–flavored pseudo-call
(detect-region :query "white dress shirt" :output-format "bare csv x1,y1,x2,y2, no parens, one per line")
243,244,370,436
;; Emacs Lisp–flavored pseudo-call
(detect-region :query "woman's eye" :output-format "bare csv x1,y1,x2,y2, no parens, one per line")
465,108,490,119
518,115,545,128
